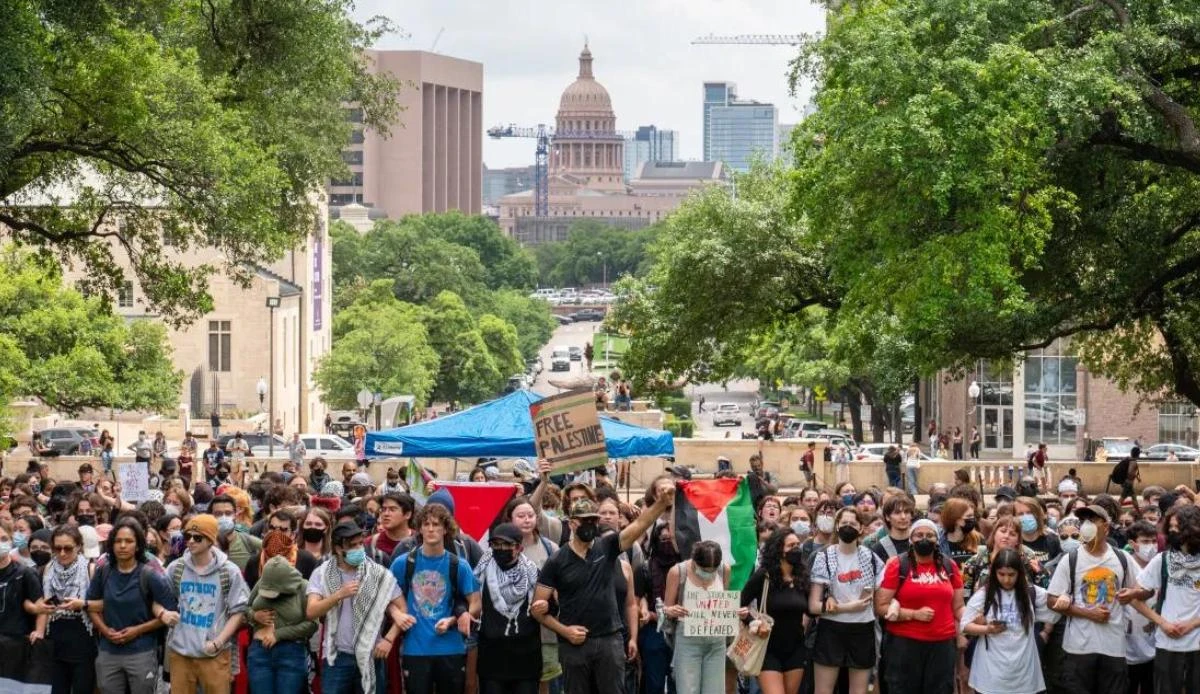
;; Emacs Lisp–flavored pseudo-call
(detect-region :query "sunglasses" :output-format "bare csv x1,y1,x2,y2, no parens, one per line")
53,545,77,553
185,533,207,543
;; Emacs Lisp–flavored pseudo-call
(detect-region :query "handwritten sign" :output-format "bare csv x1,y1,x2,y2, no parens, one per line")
118,462,149,503
682,589,740,638
530,389,607,475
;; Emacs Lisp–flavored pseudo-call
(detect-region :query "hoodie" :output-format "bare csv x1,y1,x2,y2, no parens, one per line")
248,556,318,643
166,547,250,658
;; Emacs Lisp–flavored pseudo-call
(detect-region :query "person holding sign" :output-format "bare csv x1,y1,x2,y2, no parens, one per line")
663,541,732,694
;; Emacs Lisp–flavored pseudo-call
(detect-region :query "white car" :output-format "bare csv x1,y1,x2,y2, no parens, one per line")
253,434,356,459
712,403,742,427
854,443,945,462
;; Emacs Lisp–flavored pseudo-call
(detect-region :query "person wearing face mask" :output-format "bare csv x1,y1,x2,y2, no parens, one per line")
663,541,729,694
875,518,965,694
596,496,641,693
0,523,43,686
1120,520,1159,694
869,494,915,562
1047,503,1139,694
802,500,838,566
209,493,262,572
27,529,52,571
244,510,320,586
834,483,857,510
475,522,543,694
309,457,332,495
34,525,98,694
245,554,319,692
809,508,885,694
10,513,45,568
641,521,680,694
307,518,409,694
738,527,811,694
1128,505,1200,694
788,508,813,545
532,490,674,694
1014,497,1062,564
937,498,981,568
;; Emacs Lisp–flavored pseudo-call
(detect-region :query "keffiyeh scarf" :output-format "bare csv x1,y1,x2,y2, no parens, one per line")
1166,551,1200,585
475,549,539,635
44,554,92,635
321,558,396,694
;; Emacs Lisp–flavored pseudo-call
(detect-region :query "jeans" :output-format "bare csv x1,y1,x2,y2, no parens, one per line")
560,633,626,694
886,465,902,490
906,467,919,495
247,639,308,694
638,624,674,694
671,636,725,694
323,651,362,694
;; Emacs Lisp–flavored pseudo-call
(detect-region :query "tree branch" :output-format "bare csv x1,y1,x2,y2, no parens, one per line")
1089,130,1200,174
1062,4,1097,22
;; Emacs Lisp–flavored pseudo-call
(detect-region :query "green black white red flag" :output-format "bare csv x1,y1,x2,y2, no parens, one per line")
673,476,758,590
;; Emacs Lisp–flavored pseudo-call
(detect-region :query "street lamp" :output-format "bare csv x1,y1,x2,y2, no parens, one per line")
266,296,281,457
256,378,267,410
967,381,981,412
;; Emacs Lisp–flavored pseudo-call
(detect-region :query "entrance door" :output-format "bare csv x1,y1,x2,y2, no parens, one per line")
982,407,1014,451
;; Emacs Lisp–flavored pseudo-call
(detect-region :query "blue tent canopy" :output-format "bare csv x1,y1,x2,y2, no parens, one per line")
365,389,674,459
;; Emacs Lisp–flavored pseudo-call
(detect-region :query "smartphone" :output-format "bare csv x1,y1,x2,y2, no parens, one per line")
989,619,1007,630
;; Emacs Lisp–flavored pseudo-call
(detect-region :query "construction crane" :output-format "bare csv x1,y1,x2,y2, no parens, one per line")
691,33,806,45
487,124,551,216
486,124,636,216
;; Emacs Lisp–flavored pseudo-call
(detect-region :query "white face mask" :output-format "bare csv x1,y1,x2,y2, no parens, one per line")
1079,520,1098,543
816,516,835,534
1136,543,1158,561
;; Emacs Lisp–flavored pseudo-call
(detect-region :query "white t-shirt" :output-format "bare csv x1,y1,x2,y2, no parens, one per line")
809,545,884,623
961,586,1058,694
1048,546,1135,658
307,564,403,655
1137,552,1200,653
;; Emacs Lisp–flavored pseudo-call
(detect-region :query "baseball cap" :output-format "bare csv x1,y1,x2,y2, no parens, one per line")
1057,479,1079,494
1075,504,1112,523
79,525,101,559
512,459,535,478
491,522,522,545
331,519,365,541
667,464,692,481
350,472,373,488
568,498,600,519
994,485,1018,502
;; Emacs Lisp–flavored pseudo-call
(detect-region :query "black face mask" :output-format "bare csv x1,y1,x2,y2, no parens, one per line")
301,527,326,543
1168,531,1183,550
837,526,860,544
785,548,805,566
76,514,96,527
575,523,598,542
962,519,977,533
913,539,936,556
31,550,51,567
492,549,516,567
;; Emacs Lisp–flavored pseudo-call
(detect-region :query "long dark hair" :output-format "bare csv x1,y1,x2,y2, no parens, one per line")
983,548,1032,632
759,528,808,590
106,518,149,566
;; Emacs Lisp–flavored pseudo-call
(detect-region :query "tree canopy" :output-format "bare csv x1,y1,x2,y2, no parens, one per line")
0,0,399,326
534,221,659,288
0,245,182,417
790,0,1200,405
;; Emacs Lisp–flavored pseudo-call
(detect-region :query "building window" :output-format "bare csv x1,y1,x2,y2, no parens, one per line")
1159,403,1198,446
118,281,134,308
1023,340,1079,446
345,107,363,123
349,129,364,145
330,172,363,187
342,150,363,165
208,320,231,372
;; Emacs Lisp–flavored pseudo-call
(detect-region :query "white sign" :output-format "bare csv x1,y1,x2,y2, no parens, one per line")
681,589,740,638
374,441,404,455
118,462,149,503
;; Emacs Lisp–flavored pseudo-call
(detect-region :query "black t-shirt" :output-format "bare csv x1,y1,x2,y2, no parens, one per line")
872,535,909,563
537,531,623,638
1023,533,1062,564
478,586,541,679
0,561,42,636
944,539,975,567
883,451,902,469
741,567,809,654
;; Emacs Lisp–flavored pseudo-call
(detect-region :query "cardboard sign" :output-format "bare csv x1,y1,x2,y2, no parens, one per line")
118,462,149,503
530,389,607,474
682,589,741,638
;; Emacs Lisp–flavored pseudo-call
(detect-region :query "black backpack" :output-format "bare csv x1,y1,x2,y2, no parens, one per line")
402,550,467,618
1111,458,1132,485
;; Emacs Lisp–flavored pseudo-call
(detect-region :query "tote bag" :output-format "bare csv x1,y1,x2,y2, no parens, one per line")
727,577,774,676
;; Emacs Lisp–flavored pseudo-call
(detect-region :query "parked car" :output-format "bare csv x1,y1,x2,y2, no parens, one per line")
569,309,606,322
855,443,945,462
553,314,574,325
755,401,782,420
254,434,355,460
326,411,364,438
1142,443,1200,461
526,357,544,375
781,419,827,438
1100,437,1138,459
814,429,858,450
37,427,98,455
503,374,530,394
569,346,583,361
712,403,742,427
217,432,286,456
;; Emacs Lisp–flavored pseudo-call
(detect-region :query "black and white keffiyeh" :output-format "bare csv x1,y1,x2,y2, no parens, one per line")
321,558,396,694
475,549,538,635
44,555,92,635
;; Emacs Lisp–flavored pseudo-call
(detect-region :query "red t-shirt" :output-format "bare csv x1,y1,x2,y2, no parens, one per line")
880,555,963,641
372,531,403,559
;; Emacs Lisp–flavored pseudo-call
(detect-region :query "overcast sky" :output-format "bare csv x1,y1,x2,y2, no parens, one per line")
353,0,827,168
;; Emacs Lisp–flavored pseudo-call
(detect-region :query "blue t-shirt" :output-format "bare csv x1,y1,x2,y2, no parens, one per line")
391,549,478,656
86,562,177,654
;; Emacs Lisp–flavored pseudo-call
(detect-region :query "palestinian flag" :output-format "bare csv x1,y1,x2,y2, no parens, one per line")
674,477,758,590
430,482,517,541
405,458,432,503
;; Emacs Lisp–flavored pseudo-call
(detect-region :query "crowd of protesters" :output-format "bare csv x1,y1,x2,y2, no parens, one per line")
0,439,1198,694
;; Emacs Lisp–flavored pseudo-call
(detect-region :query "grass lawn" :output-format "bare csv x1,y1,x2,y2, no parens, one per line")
592,333,629,370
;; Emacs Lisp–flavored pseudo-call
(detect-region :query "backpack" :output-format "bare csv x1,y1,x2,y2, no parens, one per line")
95,562,166,663
896,553,955,592
1111,458,1132,485
810,546,880,648
1154,554,1170,615
878,536,901,561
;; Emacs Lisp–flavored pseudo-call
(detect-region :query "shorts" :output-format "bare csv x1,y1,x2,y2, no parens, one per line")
541,643,562,681
761,640,807,673
811,620,876,670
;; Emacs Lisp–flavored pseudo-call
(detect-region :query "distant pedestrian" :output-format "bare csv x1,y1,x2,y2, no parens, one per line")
951,427,963,460
324,412,333,435
698,394,706,413
210,410,221,441
969,426,981,459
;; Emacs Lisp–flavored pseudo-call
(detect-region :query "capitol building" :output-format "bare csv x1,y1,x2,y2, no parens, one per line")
498,44,727,245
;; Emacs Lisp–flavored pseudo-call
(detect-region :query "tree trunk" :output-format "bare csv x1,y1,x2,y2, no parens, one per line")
912,378,923,443
847,393,864,442
892,402,903,445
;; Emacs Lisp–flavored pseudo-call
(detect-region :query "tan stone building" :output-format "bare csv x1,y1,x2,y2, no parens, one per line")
329,50,483,218
498,45,727,245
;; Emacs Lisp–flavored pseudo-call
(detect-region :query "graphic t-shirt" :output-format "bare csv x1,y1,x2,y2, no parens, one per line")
1137,552,1200,653
961,587,1059,694
880,556,963,641
392,549,479,656
810,546,885,623
1048,546,1134,658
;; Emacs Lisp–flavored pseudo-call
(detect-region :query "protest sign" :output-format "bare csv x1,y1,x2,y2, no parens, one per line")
530,389,607,474
118,462,149,502
682,589,741,638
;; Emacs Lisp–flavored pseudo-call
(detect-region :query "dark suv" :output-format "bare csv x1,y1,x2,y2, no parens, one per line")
38,427,98,455
216,433,285,456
